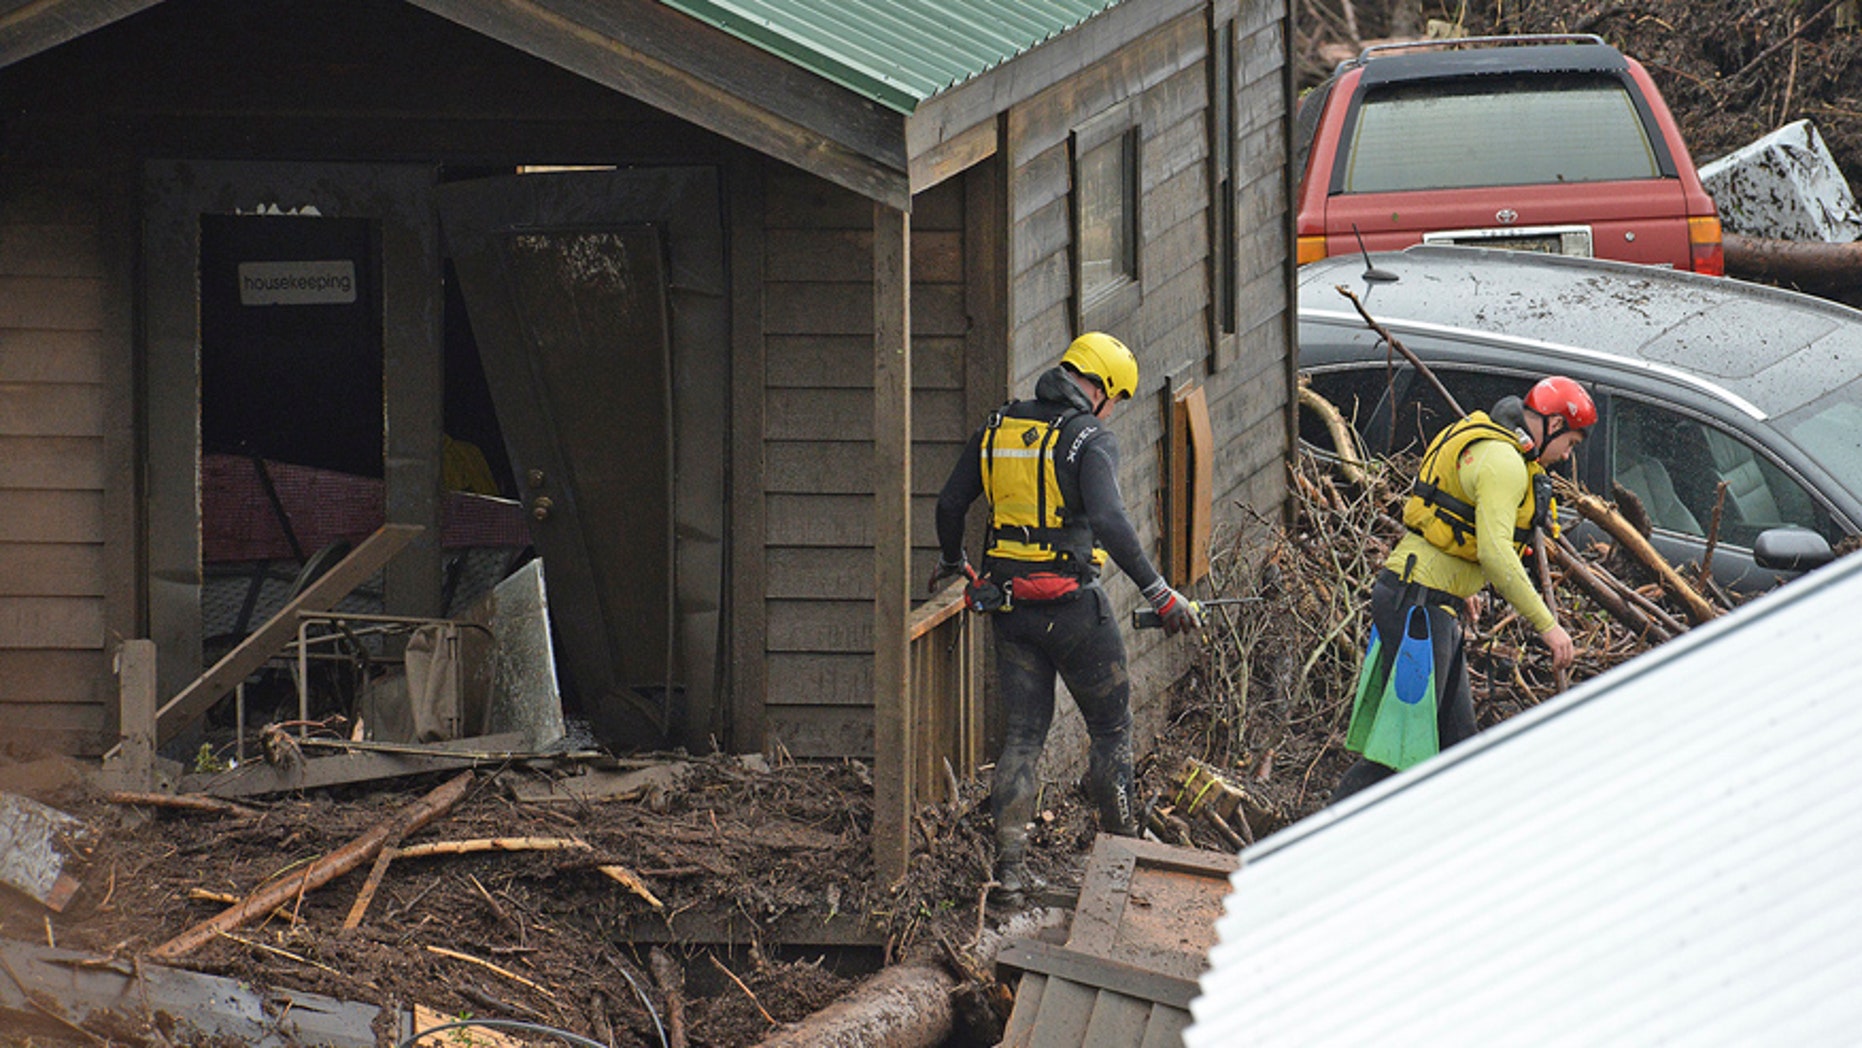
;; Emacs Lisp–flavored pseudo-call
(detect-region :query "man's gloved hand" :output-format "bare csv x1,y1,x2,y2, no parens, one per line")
928,555,969,595
1142,579,1202,636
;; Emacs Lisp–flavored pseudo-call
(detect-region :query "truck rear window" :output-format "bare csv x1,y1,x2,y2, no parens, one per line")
1341,73,1660,193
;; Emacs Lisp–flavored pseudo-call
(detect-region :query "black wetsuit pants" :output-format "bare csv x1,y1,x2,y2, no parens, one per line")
1331,570,1479,804
990,583,1136,863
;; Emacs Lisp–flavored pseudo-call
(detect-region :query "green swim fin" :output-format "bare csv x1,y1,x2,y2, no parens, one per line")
1345,625,1387,754
1361,606,1440,771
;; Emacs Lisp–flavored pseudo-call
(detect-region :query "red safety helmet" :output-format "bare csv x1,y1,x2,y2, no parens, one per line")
1524,376,1597,433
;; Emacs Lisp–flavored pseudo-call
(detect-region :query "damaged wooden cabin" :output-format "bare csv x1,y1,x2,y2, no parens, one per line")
0,0,1298,885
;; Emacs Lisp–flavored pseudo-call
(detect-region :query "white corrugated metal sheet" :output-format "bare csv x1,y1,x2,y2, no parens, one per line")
1185,551,1862,1046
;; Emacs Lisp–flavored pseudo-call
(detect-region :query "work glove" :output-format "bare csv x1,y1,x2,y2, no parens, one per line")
928,554,969,595
1142,579,1202,636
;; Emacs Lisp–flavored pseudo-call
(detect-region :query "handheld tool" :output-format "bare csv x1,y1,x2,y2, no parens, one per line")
1130,596,1261,630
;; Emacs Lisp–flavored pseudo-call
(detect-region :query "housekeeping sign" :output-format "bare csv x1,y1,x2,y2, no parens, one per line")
237,260,357,305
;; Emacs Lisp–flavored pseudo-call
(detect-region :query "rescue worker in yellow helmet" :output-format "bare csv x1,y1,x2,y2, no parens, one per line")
1332,376,1594,803
931,332,1200,906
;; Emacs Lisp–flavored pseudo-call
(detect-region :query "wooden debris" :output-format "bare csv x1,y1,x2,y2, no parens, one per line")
650,947,690,1048
149,770,474,962
106,791,260,819
393,836,590,859
711,954,778,1028
409,1004,533,1047
424,945,556,999
1562,487,1719,625
599,864,665,909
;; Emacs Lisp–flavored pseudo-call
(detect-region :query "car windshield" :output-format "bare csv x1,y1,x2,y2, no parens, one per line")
1342,72,1660,192
1780,387,1862,505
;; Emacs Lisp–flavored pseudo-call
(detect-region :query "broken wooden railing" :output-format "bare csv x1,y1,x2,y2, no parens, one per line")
875,580,984,884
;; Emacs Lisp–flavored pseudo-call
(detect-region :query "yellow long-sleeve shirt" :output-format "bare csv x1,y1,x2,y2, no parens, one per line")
1384,438,1555,632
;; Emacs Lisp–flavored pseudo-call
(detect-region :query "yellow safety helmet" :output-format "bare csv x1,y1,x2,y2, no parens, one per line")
1061,332,1139,401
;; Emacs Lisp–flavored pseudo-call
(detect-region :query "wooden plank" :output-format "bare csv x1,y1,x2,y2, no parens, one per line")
153,524,422,746
767,493,938,547
764,281,965,337
765,387,967,442
0,330,104,383
0,489,102,542
114,639,157,791
0,435,103,489
769,547,873,601
909,116,998,193
766,652,872,707
763,704,874,759
764,168,872,229
0,222,101,278
764,442,952,495
181,733,526,799
414,0,909,208
765,229,962,284
1138,1002,1193,1048
767,334,963,390
0,383,101,437
872,201,911,885
1084,986,1169,1043
0,597,103,649
1069,836,1240,955
1004,16,1204,160
766,599,873,654
728,154,768,755
0,542,104,596
0,650,108,700
1024,974,1099,1048
0,275,102,329
1011,248,1072,331
999,971,1048,1048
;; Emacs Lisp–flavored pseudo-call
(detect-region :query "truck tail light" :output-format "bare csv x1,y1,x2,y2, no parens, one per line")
1297,235,1329,266
1689,216,1724,276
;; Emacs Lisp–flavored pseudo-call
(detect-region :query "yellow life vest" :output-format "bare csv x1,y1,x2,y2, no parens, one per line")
1402,410,1545,562
980,407,1103,568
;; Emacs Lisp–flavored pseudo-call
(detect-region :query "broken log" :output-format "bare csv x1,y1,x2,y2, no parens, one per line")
1548,538,1669,642
149,770,474,962
1725,233,1862,291
1297,380,1370,486
753,961,957,1048
1564,490,1719,625
392,836,590,859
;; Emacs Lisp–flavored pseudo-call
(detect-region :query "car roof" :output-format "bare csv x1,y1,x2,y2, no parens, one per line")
1353,40,1628,86
1298,246,1862,419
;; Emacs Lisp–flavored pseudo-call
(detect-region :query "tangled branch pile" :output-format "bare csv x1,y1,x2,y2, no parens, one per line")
1166,440,1753,826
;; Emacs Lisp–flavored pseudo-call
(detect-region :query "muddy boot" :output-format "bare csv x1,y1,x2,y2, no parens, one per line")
1087,744,1141,838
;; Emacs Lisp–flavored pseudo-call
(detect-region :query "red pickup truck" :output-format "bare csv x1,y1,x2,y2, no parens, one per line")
1295,34,1722,274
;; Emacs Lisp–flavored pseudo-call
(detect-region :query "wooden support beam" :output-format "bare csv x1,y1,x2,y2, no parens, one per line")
152,524,422,747
114,639,157,791
873,202,912,886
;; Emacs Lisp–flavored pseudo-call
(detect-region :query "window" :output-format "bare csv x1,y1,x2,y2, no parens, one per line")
1344,73,1660,193
1611,398,1839,547
1073,101,1141,325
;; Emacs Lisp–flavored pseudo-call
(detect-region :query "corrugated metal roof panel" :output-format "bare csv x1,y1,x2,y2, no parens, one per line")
1184,551,1862,1046
658,0,1124,113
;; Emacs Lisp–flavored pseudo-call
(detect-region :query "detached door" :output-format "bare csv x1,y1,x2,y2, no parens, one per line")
437,169,727,751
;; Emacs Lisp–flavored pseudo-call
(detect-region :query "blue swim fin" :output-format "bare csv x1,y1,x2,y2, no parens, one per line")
1361,606,1440,770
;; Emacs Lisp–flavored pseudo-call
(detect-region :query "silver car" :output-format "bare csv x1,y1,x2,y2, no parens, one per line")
1299,245,1856,592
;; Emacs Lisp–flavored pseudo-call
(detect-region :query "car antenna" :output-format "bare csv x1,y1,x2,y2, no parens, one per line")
1352,225,1398,283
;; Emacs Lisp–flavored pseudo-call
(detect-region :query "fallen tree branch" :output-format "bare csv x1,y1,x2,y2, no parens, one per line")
1335,285,1466,416
1297,380,1370,486
650,947,689,1048
392,837,590,860
1561,489,1718,625
149,771,474,962
599,864,665,910
426,945,556,999
1549,536,1671,642
106,791,259,819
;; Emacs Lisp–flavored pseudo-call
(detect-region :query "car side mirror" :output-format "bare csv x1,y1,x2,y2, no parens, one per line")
1752,527,1836,573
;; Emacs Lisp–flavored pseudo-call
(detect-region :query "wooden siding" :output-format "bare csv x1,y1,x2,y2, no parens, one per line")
0,170,113,752
997,3,1291,767
759,169,974,759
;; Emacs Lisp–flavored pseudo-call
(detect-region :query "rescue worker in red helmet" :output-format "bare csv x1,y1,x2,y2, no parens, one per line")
1332,376,1595,803
931,332,1200,906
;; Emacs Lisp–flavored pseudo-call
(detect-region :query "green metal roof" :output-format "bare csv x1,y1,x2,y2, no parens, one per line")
658,0,1126,114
